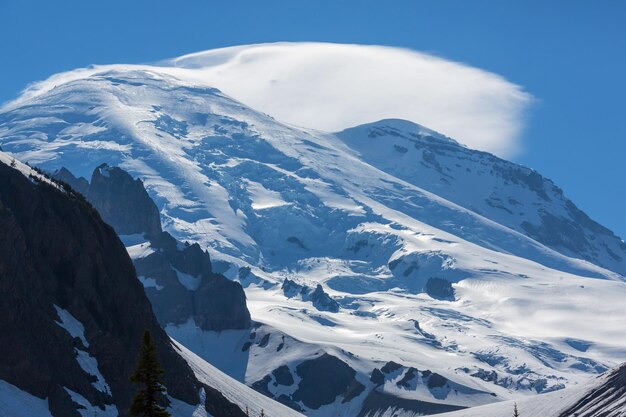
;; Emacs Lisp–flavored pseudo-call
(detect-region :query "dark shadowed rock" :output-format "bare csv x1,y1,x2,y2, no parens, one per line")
370,368,385,385
357,389,465,417
272,366,294,386
282,279,339,313
310,284,340,312
52,167,89,194
425,277,455,300
0,161,198,416
427,372,449,389
381,361,402,374
292,353,364,409
52,165,251,332
397,367,418,388
0,160,256,417
135,232,251,331
87,163,162,237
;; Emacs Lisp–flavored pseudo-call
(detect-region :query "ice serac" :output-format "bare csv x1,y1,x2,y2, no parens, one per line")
338,119,626,276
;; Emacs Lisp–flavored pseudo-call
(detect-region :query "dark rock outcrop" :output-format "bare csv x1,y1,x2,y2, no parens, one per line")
251,353,365,411
292,354,365,409
135,232,251,331
424,277,455,300
86,163,162,237
52,167,89,194
397,367,418,388
0,159,259,417
0,161,199,416
282,279,339,313
370,368,385,385
272,366,294,387
381,361,402,374
309,284,340,312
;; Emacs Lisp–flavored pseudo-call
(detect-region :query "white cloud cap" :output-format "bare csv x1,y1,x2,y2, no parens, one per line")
4,42,532,157
169,43,533,157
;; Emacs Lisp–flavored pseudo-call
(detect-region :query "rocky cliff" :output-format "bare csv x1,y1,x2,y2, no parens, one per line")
0,159,200,416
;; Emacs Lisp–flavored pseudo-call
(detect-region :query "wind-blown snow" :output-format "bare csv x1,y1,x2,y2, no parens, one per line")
2,43,531,157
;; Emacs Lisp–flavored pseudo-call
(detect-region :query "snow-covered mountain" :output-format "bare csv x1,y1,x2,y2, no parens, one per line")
1,61,625,416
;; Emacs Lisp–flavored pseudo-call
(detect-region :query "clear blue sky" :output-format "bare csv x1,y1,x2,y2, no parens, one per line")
1,0,624,239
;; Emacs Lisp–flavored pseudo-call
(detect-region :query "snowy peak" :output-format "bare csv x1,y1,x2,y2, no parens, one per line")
339,118,462,147
338,118,626,277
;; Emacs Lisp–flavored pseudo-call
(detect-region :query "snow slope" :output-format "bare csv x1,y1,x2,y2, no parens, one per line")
0,380,54,417
1,63,625,416
174,340,305,417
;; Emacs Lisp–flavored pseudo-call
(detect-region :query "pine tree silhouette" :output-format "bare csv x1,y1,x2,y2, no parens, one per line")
129,330,171,417
513,402,520,417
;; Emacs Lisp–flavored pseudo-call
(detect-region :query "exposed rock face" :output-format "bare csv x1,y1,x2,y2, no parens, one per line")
425,277,455,300
251,353,365,412
52,167,89,194
0,158,262,417
0,161,198,416
292,354,365,409
282,279,339,313
309,284,340,312
87,163,162,237
370,368,385,385
135,233,251,331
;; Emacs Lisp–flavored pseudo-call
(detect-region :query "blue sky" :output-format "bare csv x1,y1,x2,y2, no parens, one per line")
1,0,624,238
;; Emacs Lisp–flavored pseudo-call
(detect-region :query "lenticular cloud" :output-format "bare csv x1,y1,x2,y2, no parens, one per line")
4,42,532,157
167,43,533,157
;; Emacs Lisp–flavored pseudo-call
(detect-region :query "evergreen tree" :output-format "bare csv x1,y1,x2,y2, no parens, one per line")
513,402,520,417
129,330,171,417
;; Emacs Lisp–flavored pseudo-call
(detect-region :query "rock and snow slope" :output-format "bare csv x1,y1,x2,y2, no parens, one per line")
338,119,626,276
428,362,626,417
1,61,625,416
0,153,303,417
